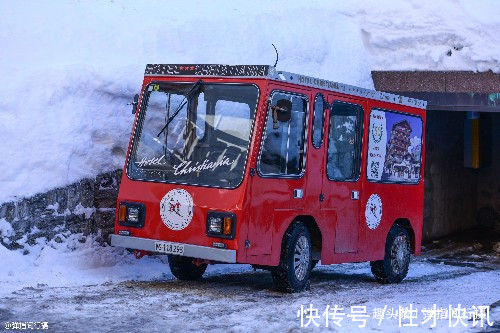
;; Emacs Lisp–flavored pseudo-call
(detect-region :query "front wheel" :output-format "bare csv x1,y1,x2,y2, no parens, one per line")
168,255,207,281
271,222,312,293
370,225,411,284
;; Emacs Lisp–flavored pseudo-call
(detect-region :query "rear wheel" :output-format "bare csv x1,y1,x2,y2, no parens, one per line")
271,222,312,293
168,255,207,281
370,225,411,284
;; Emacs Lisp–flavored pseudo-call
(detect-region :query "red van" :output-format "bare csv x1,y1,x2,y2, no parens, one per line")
110,64,426,292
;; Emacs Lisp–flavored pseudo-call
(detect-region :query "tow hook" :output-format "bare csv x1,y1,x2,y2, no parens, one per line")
194,258,211,266
134,250,150,259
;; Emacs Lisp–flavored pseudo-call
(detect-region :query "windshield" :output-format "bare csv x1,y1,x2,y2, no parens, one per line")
127,82,259,188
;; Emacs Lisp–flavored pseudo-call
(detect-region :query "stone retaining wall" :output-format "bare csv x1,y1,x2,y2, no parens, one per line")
0,170,122,250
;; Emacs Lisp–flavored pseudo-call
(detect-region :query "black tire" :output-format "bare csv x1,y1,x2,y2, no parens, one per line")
168,255,207,281
370,225,411,284
271,222,312,293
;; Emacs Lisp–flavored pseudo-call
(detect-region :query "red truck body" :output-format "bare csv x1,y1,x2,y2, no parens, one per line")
111,64,426,290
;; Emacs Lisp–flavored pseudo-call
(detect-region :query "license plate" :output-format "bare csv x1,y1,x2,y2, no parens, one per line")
154,241,185,255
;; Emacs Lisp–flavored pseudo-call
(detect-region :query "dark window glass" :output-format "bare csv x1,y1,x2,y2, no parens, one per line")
326,102,363,181
259,92,308,176
312,94,325,148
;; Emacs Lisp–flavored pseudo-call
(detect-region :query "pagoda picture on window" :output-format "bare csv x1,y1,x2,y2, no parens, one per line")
381,115,422,183
367,110,422,184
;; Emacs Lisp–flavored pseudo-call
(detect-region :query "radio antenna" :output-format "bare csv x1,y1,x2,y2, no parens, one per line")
272,44,279,68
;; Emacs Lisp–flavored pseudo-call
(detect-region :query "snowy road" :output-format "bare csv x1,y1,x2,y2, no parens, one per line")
4,265,499,332
1,240,499,333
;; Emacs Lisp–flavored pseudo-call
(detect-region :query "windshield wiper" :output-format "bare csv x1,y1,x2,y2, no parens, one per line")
157,79,204,137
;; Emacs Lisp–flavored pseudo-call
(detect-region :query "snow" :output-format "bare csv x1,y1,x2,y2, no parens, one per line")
72,203,96,219
1,236,498,332
0,233,167,295
0,0,499,203
0,218,15,243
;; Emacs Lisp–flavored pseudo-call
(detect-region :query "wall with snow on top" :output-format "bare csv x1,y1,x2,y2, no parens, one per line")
0,0,498,203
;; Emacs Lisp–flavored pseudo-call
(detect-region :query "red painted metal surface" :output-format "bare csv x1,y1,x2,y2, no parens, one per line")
114,74,426,267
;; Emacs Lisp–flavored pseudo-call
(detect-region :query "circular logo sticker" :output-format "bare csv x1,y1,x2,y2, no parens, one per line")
160,189,194,231
365,194,382,230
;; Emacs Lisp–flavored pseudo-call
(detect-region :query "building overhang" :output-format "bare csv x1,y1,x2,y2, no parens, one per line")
372,71,500,112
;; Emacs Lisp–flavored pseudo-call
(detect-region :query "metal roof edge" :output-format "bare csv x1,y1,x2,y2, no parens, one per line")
143,64,427,110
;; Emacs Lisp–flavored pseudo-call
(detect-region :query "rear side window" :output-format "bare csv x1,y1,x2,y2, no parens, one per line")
367,109,423,184
312,94,326,148
326,102,363,181
259,91,308,176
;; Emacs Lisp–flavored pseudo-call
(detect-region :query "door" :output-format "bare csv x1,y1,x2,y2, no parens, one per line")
247,87,310,256
320,98,364,253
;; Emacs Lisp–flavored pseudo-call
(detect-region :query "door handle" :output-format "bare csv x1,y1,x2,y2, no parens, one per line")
293,189,304,199
351,191,360,200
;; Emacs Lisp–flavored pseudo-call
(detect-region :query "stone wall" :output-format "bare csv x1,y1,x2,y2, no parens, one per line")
0,170,122,250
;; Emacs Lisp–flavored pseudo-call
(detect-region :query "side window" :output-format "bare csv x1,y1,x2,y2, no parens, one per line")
312,94,325,148
326,102,363,181
366,109,423,184
259,91,308,176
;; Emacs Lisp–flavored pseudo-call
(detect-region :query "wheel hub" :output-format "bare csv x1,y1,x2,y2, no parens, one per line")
293,235,310,281
391,234,409,275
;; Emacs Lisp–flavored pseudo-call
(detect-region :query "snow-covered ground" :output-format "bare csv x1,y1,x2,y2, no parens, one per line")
1,235,498,332
1,0,499,203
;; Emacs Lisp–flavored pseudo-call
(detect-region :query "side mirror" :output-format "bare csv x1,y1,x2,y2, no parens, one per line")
128,94,139,114
271,99,292,129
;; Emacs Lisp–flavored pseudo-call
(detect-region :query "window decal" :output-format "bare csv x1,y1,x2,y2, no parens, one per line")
367,110,423,184
127,83,258,189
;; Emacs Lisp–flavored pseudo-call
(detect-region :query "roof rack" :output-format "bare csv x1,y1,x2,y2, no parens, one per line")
144,64,427,109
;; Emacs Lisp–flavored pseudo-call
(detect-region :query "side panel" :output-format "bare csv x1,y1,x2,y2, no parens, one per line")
357,99,426,261
321,97,426,264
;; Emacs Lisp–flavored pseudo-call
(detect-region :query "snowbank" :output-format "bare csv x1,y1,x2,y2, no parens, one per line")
0,232,169,294
0,0,499,203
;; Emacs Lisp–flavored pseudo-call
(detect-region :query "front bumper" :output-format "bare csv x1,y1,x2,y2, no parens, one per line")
110,234,237,263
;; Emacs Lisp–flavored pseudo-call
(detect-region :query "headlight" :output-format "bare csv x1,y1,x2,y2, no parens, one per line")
118,202,146,228
208,216,223,233
206,212,236,239
127,207,140,223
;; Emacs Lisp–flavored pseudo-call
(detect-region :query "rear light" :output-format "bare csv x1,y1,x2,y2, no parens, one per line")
118,202,146,228
206,212,236,239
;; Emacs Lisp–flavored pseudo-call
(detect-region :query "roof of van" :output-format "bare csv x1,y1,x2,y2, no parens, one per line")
144,64,427,110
